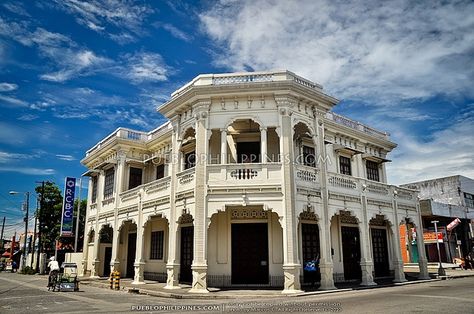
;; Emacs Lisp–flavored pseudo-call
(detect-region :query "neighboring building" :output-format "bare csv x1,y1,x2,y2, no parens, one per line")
80,71,428,293
402,175,474,263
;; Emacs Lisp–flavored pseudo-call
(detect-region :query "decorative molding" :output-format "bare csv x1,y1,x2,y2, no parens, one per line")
142,197,170,210
329,192,360,203
178,213,194,224
299,211,318,222
369,214,387,226
231,207,268,220
398,204,416,211
339,210,358,224
367,199,392,208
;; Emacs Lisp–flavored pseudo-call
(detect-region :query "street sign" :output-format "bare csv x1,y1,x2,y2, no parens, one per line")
447,218,461,232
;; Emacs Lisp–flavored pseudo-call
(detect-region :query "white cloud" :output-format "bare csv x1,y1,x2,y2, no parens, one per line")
2,2,30,17
0,151,33,163
124,52,169,83
17,114,39,121
161,23,192,42
387,113,474,185
40,49,112,82
0,94,28,107
56,154,76,161
53,0,154,43
199,0,474,102
0,83,18,92
0,167,56,175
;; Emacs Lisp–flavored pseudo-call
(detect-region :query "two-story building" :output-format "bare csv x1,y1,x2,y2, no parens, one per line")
402,175,474,263
80,71,429,293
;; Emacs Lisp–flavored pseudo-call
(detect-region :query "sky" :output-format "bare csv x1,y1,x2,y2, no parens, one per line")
0,0,473,238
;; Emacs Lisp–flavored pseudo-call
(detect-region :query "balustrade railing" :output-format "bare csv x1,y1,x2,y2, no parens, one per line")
328,174,357,190
325,112,389,140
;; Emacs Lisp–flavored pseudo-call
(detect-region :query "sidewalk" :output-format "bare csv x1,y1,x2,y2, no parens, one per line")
79,269,474,300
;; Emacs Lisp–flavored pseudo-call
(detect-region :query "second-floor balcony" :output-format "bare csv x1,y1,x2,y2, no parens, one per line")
207,163,283,189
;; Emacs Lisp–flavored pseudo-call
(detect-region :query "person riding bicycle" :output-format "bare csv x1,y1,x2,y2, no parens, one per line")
47,256,60,289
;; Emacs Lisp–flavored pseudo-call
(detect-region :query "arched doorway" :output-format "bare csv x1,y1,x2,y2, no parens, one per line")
98,224,113,277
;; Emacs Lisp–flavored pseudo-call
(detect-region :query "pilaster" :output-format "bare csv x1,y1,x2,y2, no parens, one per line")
133,191,145,285
314,108,336,290
190,100,210,293
360,195,377,286
90,171,104,278
276,96,302,294
220,129,227,164
392,194,408,283
165,118,181,289
260,127,267,163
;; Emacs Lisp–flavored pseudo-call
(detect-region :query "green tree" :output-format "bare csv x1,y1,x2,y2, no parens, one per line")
35,181,62,254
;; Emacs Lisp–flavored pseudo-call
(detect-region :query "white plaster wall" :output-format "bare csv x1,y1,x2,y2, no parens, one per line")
143,218,168,273
330,216,343,274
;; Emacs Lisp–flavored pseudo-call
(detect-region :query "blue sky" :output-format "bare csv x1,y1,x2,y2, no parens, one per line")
1,0,473,237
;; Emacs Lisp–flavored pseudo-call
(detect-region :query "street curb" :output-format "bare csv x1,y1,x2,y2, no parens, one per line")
79,275,473,300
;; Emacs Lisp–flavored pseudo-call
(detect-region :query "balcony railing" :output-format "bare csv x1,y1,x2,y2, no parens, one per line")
176,168,195,192
328,173,358,190
86,128,148,156
325,112,389,140
208,163,282,187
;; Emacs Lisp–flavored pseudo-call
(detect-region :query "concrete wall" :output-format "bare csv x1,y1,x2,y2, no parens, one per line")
64,252,84,276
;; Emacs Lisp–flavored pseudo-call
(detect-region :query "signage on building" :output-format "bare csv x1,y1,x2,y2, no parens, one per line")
60,177,76,236
423,231,443,243
447,218,461,232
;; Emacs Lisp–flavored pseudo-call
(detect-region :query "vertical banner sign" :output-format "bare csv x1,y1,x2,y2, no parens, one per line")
60,177,76,236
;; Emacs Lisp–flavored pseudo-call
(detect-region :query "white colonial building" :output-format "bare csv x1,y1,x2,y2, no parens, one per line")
80,71,429,293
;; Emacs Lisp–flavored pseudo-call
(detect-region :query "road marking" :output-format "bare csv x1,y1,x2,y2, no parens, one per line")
0,276,126,308
392,293,474,303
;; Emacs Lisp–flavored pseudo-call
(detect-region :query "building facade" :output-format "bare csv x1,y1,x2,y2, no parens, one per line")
402,175,474,262
80,71,429,293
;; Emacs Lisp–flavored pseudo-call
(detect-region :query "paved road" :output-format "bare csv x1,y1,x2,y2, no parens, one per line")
1,272,474,313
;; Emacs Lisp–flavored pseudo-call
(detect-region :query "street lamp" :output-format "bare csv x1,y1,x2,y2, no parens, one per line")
431,220,446,277
9,191,30,272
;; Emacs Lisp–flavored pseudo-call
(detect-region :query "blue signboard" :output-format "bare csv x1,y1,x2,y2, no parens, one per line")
61,177,76,236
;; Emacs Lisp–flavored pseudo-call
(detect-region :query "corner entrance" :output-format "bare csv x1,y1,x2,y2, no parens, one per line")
231,223,269,285
371,228,390,277
180,226,194,284
341,226,361,281
103,247,112,277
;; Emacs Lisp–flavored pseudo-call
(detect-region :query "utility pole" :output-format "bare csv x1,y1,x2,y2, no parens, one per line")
30,198,39,269
35,181,45,273
22,192,29,272
0,216,5,250
74,177,82,252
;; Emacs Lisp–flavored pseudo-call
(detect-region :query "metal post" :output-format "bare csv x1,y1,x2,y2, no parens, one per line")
0,216,5,250
74,177,83,252
431,220,446,276
35,181,45,273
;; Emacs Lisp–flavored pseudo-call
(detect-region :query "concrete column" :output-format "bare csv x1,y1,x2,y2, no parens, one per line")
220,129,227,164
260,127,267,163
313,110,336,290
90,172,104,278
133,194,145,285
416,203,430,279
110,223,121,274
115,151,127,203
190,101,210,293
360,195,377,286
276,97,302,294
80,177,94,277
165,119,181,289
392,196,408,283
90,224,101,278
355,154,365,178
